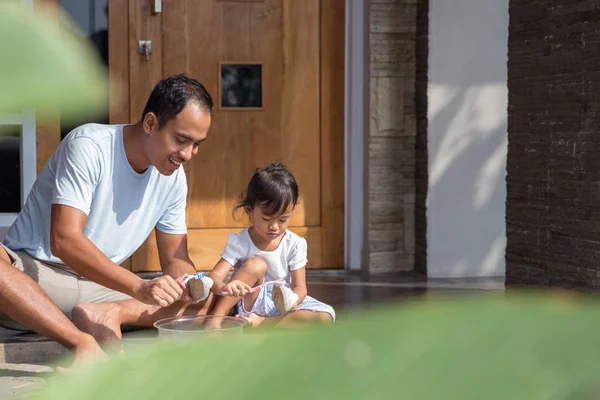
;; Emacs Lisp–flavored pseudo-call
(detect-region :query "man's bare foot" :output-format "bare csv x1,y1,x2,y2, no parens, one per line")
238,313,265,327
72,303,123,347
55,334,109,374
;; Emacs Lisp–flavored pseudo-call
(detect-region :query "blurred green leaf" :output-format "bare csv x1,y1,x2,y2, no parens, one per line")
0,3,108,123
31,293,600,400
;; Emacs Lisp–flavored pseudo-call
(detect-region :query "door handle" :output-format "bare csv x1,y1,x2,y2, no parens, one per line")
138,40,152,61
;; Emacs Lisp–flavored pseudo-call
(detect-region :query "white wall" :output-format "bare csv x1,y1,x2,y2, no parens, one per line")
345,0,368,270
427,0,509,278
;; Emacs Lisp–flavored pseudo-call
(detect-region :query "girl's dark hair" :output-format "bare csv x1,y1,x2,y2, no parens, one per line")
235,163,299,217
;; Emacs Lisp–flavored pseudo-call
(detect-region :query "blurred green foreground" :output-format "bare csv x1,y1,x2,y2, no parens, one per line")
4,3,600,400
0,2,107,122
33,293,600,400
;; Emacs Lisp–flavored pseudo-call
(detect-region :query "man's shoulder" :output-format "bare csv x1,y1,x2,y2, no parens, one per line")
54,123,121,164
64,123,120,145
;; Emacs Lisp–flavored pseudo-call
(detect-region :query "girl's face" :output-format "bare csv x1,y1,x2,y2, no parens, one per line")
247,202,294,245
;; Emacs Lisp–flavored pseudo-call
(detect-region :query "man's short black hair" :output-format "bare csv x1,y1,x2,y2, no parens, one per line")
141,74,213,128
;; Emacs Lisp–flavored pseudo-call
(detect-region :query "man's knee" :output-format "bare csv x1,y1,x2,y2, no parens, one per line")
194,292,216,315
0,245,12,266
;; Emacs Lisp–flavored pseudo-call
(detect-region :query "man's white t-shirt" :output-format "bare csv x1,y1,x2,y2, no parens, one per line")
4,123,188,272
221,228,308,291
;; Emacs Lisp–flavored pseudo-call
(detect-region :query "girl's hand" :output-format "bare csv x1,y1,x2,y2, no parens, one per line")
290,290,300,311
222,280,252,297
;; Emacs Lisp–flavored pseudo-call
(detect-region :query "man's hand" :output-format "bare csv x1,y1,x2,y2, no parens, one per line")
133,275,184,307
176,275,197,304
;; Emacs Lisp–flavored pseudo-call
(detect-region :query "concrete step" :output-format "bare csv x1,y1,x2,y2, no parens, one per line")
0,326,159,365
0,363,55,400
0,341,65,365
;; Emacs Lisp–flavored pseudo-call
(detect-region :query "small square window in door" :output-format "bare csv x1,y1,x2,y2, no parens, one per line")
219,63,263,110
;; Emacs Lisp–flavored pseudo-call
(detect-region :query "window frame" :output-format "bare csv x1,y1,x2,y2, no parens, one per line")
0,0,37,228
0,112,37,227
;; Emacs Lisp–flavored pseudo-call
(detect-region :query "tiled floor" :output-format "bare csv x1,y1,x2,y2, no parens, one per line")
307,273,504,311
0,272,504,344
0,272,505,399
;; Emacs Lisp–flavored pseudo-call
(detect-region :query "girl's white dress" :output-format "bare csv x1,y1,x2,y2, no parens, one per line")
221,228,336,321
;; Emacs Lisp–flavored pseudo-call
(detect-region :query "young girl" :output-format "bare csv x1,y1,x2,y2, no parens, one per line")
207,163,335,326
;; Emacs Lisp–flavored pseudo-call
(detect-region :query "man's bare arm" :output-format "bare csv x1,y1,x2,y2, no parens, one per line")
50,204,182,306
155,229,197,278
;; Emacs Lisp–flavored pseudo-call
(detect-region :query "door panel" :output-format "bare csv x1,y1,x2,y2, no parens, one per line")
281,0,321,228
176,0,320,230
319,0,346,267
128,0,163,123
110,0,344,271
133,226,322,271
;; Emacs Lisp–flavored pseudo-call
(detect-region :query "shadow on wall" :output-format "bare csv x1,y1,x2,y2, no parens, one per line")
427,0,508,278
428,86,507,277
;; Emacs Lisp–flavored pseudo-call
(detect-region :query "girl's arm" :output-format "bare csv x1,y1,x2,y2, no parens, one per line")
290,267,308,306
208,258,234,294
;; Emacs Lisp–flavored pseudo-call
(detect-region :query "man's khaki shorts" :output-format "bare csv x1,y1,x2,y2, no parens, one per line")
0,243,131,331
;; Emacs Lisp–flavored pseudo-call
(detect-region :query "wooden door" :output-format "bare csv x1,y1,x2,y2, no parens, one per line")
109,0,344,271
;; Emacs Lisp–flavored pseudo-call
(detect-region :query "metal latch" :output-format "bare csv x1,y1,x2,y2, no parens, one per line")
138,40,152,61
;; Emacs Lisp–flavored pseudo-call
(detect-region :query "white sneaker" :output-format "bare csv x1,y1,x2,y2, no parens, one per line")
185,273,214,302
272,282,298,314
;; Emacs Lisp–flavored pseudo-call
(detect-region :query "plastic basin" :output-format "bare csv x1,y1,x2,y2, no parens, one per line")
153,315,247,339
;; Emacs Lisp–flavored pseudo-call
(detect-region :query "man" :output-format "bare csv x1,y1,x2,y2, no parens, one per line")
0,74,215,368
